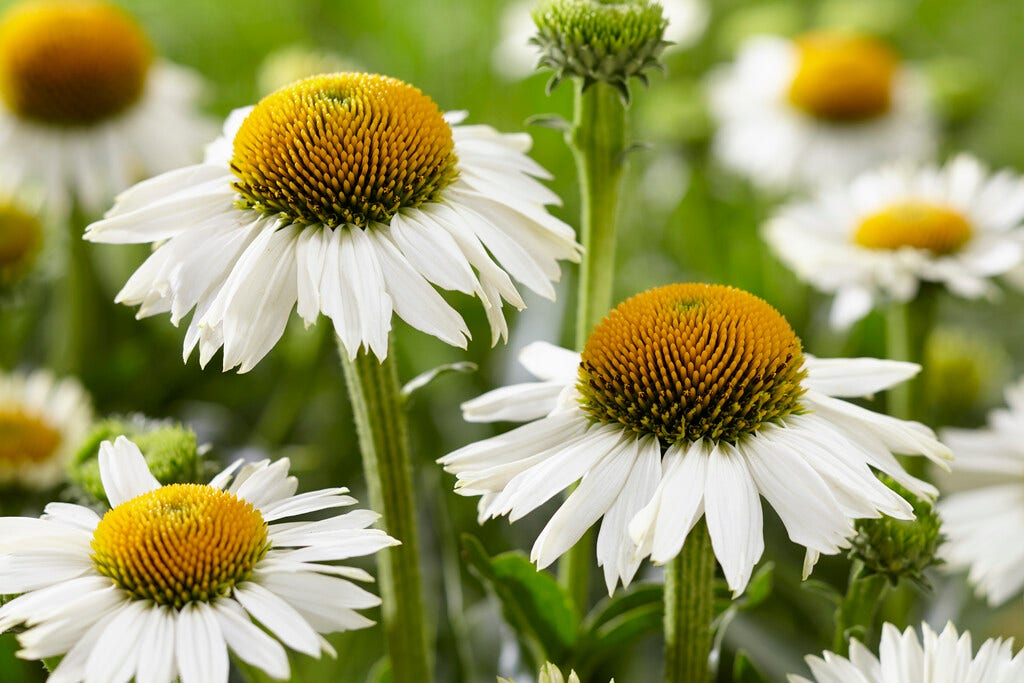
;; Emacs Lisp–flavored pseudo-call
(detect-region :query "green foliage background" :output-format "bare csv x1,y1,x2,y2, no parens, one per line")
2,0,1023,681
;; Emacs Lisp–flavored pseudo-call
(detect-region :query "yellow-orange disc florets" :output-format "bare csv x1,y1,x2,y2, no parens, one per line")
91,484,269,608
0,0,152,125
0,408,60,466
579,284,807,444
854,201,972,255
787,31,897,122
231,72,459,228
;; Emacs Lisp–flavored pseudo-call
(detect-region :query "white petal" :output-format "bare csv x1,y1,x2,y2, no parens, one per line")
175,602,228,683
704,442,764,595
803,356,920,397
100,436,161,507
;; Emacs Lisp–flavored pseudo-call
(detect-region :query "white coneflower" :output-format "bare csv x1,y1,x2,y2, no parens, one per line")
765,155,1024,329
0,0,213,220
0,436,398,682
710,30,936,191
938,377,1024,606
0,368,91,490
85,72,580,372
790,622,1024,683
441,283,950,594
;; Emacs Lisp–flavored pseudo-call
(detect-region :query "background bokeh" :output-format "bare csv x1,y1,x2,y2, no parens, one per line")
2,0,1023,681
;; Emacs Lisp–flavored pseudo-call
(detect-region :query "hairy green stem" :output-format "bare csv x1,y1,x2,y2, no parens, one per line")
558,80,629,617
340,346,432,683
833,562,889,656
664,522,716,683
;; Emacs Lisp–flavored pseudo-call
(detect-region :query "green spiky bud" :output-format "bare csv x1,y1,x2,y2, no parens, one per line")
531,0,669,103
849,478,944,588
68,415,208,506
499,663,606,683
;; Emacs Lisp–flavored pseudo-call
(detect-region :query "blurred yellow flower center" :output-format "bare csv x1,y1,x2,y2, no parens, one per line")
231,72,459,228
787,32,897,122
579,284,806,444
0,408,60,465
854,201,972,254
0,203,41,285
0,0,152,126
91,484,269,608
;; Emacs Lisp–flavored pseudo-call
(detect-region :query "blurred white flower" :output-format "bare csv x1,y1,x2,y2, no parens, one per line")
710,31,935,191
86,73,580,371
441,284,949,594
0,368,91,490
0,0,214,220
939,377,1024,606
0,436,397,683
492,0,709,81
790,622,1024,683
765,155,1024,329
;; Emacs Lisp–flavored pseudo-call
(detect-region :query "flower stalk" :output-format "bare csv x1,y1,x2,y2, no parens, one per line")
832,561,889,656
664,521,716,683
340,344,432,683
884,285,939,422
559,78,629,615
50,205,100,377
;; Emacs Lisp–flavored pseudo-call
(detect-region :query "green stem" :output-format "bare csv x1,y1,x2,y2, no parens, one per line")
664,521,715,683
340,345,432,683
49,205,99,378
884,287,939,422
559,79,629,617
832,563,889,656
570,80,628,346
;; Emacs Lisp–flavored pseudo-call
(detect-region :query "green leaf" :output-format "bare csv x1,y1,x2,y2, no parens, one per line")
733,651,771,683
400,362,477,402
461,535,579,667
743,562,775,610
575,583,664,675
525,113,572,132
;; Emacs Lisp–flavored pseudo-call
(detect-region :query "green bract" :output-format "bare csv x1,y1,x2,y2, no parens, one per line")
531,0,668,102
849,478,945,588
68,416,205,505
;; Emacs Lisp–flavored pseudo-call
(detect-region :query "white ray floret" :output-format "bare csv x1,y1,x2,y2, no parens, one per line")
938,377,1024,606
86,75,580,372
790,622,1024,683
765,155,1024,329
441,339,950,595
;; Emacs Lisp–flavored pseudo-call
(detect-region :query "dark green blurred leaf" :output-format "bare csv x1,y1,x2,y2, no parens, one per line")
733,650,771,683
462,534,579,668
576,583,663,675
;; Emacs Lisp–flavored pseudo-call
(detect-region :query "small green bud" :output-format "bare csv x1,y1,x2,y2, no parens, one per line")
849,478,944,588
924,58,989,125
257,45,362,96
531,0,669,102
68,415,207,506
923,327,1007,427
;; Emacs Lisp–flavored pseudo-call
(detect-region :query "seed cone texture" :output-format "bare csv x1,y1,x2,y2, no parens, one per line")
578,283,807,444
